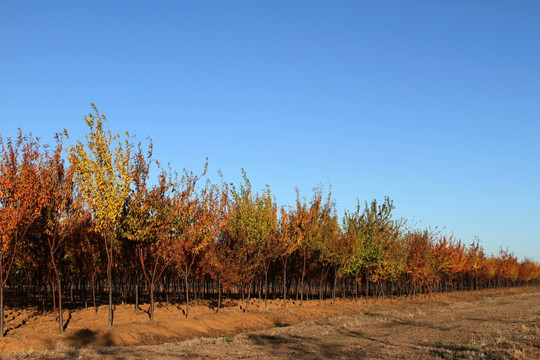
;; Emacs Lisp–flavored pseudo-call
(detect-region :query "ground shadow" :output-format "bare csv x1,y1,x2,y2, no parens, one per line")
65,328,115,348
246,331,371,359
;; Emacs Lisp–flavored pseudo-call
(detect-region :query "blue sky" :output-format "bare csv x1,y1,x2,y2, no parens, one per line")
1,1,539,260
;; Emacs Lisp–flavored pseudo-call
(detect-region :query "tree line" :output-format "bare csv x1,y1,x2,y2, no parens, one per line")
0,105,538,336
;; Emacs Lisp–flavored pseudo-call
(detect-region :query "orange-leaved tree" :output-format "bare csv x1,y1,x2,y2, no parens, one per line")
39,135,76,333
121,141,174,321
205,176,235,312
0,131,44,336
170,163,224,318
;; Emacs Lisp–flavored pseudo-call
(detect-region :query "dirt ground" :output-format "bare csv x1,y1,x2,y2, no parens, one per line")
2,287,539,359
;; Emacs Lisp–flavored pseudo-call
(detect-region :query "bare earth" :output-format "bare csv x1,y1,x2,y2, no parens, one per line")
2,287,539,359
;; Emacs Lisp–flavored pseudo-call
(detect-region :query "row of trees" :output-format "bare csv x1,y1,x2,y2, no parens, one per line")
1,105,539,336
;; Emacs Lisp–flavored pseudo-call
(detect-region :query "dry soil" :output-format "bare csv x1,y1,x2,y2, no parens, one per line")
2,287,539,359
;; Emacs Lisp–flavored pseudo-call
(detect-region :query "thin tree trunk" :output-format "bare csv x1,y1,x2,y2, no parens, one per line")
184,265,190,318
57,276,63,332
282,257,287,308
354,273,359,302
300,249,306,306
332,272,338,304
107,261,113,327
217,273,222,312
245,281,252,312
50,248,63,333
51,279,56,314
42,281,47,315
365,269,369,303
319,269,325,305
135,283,139,313
264,270,269,310
150,283,155,321
92,274,97,314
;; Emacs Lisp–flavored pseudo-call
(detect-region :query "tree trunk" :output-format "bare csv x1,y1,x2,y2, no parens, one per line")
150,282,155,321
57,276,63,332
217,273,222,312
300,249,306,306
332,272,338,304
282,257,287,308
107,262,113,327
135,283,139,313
50,248,63,333
365,269,370,303
42,281,47,315
319,269,325,305
51,279,56,314
245,281,252,312
354,273,359,302
92,274,97,314
264,271,268,310
184,269,190,318
70,279,74,303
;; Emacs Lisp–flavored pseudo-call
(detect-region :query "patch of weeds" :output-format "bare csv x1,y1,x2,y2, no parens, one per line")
435,340,444,346
459,345,481,352
222,336,234,343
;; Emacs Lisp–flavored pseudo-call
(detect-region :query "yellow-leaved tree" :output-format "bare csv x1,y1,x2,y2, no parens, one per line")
67,104,131,327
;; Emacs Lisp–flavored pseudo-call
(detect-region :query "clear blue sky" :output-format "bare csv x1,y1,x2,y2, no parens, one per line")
1,1,539,261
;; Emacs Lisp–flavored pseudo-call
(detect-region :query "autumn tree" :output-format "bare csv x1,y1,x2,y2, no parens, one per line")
205,177,236,312
0,131,44,336
254,186,278,310
373,225,406,299
227,170,277,311
404,229,436,297
67,104,131,327
466,238,485,291
65,204,101,312
170,164,226,318
39,135,76,332
121,141,174,321
343,197,395,301
296,188,322,305
276,207,298,308
309,188,341,304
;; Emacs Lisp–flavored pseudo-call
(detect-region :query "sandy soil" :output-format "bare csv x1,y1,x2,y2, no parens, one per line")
2,287,539,359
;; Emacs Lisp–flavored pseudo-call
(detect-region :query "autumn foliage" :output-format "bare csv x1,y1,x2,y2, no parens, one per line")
0,106,538,336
